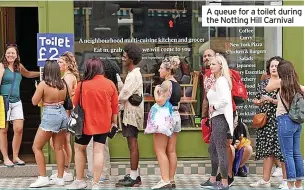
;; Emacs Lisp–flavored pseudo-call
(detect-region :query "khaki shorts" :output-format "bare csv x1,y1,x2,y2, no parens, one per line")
7,101,24,121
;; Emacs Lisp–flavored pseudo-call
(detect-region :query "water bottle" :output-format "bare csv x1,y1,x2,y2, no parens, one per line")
116,73,124,92
116,73,124,110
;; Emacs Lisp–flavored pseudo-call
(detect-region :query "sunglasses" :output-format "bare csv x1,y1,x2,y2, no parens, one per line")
6,44,18,48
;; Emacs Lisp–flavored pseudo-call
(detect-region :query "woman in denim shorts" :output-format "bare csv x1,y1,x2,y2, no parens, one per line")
30,60,69,188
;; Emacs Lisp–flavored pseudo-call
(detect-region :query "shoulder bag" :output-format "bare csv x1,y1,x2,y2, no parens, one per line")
252,102,268,128
67,82,85,139
62,79,73,110
280,93,304,124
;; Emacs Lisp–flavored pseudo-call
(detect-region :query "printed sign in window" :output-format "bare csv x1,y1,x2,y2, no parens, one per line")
37,33,74,67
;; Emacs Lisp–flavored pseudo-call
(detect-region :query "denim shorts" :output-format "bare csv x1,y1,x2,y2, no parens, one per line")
40,105,68,133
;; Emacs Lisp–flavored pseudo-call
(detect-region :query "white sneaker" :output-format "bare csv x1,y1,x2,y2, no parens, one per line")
49,177,65,186
250,179,271,188
151,180,171,189
273,167,283,177
50,171,74,182
279,181,288,189
91,182,100,189
30,176,50,188
66,180,87,189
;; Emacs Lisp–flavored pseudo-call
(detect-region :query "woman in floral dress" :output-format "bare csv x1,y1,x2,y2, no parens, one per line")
250,56,284,188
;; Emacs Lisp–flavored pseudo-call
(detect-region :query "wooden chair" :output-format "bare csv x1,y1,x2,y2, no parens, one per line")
179,71,200,126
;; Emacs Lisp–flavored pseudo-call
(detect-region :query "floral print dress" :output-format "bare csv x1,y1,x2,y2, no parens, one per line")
255,79,284,161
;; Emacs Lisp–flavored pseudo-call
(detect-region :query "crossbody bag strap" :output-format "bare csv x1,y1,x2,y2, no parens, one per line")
8,72,17,102
62,79,70,99
279,93,290,113
80,81,83,107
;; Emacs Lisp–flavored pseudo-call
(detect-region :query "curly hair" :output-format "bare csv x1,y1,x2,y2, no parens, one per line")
123,43,142,65
266,56,283,75
60,51,80,81
162,56,181,75
277,59,303,105
1,45,21,72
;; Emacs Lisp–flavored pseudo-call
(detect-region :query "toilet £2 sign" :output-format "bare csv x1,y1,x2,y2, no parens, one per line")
37,33,74,67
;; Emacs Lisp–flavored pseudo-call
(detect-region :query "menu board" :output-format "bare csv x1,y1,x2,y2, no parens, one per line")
225,27,266,126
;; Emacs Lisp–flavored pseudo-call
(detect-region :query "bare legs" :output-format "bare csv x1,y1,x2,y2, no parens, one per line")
0,120,24,166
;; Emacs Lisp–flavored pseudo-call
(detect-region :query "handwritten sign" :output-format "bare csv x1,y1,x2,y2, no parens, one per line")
37,33,74,67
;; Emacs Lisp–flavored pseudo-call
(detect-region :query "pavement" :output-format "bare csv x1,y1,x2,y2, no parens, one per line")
0,174,286,189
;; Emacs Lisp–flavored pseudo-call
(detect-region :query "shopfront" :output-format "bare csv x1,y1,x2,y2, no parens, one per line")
0,0,303,163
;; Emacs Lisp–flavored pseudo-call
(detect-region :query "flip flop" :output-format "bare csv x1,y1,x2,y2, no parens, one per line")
13,160,25,166
4,163,14,167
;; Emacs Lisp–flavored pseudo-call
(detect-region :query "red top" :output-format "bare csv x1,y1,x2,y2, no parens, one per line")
204,69,237,111
73,75,119,135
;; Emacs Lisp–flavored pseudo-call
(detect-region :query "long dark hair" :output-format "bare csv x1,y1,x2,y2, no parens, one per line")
277,60,303,105
1,45,21,72
43,60,64,90
83,57,104,81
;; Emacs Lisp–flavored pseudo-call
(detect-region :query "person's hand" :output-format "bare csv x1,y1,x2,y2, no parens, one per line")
209,105,215,115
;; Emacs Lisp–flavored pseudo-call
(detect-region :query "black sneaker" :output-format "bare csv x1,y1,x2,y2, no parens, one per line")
211,183,229,190
228,176,234,187
200,179,217,188
115,175,142,187
216,173,222,181
237,167,247,177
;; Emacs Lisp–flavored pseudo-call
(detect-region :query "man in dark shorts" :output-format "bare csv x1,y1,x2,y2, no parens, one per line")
116,43,144,187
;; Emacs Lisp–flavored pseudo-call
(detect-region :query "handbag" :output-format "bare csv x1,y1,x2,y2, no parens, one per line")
252,111,267,128
128,94,143,106
201,117,211,144
67,82,84,139
62,79,73,110
280,93,304,124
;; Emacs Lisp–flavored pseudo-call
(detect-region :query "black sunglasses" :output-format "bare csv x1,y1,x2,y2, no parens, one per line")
6,44,18,48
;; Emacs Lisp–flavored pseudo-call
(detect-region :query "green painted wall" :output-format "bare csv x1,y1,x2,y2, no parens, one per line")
109,130,207,160
283,0,304,156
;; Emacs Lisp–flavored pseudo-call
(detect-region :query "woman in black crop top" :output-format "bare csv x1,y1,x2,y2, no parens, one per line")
149,56,182,189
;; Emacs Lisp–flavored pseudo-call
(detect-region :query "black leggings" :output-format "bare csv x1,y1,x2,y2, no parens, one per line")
209,114,229,178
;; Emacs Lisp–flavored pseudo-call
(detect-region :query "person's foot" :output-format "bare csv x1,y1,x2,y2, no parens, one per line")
12,158,25,166
228,176,234,187
211,183,230,190
50,171,74,182
115,175,141,187
272,167,283,177
30,176,50,188
200,179,217,188
278,180,288,189
250,179,271,188
49,177,65,186
91,182,100,189
171,180,176,188
66,180,87,189
216,173,222,181
237,167,247,177
151,180,172,189
3,159,14,167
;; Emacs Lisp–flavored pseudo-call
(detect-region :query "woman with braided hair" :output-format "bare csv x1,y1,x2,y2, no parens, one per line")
49,51,80,183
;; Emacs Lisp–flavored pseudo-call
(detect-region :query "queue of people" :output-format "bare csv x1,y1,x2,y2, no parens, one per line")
0,43,303,190
200,48,304,190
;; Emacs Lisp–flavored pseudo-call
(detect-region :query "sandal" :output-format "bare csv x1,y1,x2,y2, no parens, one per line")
170,181,176,188
13,160,25,166
4,161,14,167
